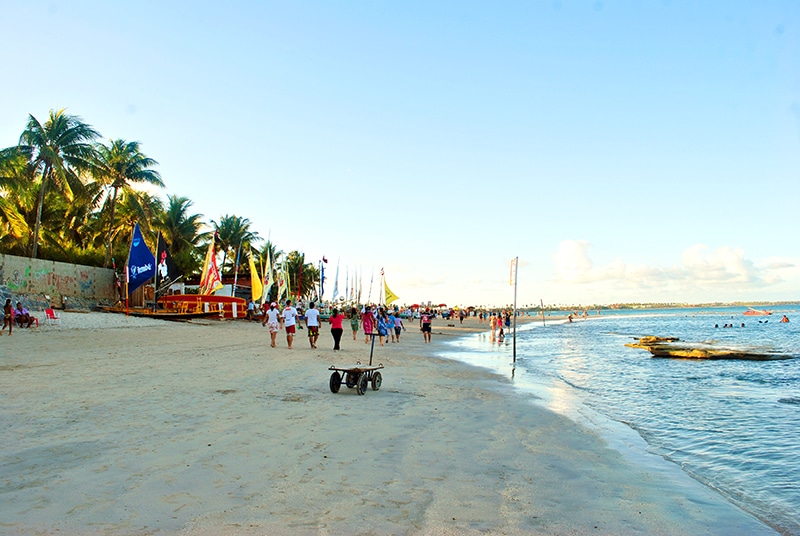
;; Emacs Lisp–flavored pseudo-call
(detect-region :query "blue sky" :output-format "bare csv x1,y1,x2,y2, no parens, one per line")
2,1,798,307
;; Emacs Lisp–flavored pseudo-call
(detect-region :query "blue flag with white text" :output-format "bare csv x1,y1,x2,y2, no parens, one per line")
127,223,155,294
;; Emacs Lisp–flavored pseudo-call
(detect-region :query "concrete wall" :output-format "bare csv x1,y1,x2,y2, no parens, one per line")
0,254,116,310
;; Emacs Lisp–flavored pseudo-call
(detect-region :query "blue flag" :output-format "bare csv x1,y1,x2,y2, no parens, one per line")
127,223,155,294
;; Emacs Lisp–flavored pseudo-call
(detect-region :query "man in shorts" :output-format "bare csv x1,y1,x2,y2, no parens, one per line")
420,307,432,343
281,299,299,349
304,301,321,349
264,302,281,348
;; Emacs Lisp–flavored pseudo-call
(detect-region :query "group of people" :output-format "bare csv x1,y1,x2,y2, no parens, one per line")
2,299,37,335
253,300,440,350
359,305,411,346
488,311,511,341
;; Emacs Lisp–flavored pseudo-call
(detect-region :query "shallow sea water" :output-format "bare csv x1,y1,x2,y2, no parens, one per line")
443,305,800,535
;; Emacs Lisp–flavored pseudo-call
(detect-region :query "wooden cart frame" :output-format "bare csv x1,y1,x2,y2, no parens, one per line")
328,332,383,395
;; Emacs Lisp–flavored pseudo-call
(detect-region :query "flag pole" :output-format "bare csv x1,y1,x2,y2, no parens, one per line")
232,238,243,298
152,230,159,313
513,256,518,363
540,298,546,327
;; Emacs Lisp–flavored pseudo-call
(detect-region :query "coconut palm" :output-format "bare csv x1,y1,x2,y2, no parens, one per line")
211,215,260,275
17,109,100,258
0,147,31,249
108,190,165,262
92,139,163,267
284,250,319,300
158,195,205,276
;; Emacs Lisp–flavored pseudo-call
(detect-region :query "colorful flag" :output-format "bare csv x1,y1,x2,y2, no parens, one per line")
284,260,291,301
276,262,287,303
199,236,223,295
332,259,340,302
384,279,399,305
126,223,155,295
249,249,263,302
156,233,181,296
261,251,273,305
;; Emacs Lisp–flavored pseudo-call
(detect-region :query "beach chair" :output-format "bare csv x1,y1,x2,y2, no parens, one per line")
45,308,62,327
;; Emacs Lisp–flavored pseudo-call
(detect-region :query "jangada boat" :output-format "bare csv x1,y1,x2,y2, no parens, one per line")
743,307,773,316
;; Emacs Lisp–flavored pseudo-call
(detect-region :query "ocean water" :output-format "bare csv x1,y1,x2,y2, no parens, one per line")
442,305,800,535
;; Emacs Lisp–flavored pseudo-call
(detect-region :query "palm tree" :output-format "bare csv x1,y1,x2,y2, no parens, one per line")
158,195,205,277
92,139,163,267
211,215,260,275
0,147,31,249
285,250,319,300
17,109,100,258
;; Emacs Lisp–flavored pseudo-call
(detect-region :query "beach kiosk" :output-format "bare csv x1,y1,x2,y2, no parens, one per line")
328,332,383,395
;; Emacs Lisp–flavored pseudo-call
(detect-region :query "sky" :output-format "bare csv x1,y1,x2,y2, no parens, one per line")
2,0,799,308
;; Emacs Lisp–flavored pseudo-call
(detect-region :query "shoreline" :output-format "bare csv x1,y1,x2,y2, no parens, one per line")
1,313,775,534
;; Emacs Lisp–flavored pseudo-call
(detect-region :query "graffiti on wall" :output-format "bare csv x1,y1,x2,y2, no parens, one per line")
0,255,115,302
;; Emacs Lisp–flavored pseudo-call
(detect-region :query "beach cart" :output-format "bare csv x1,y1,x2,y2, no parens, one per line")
328,332,383,395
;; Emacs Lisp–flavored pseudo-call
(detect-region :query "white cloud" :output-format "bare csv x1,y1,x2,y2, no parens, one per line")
549,239,800,303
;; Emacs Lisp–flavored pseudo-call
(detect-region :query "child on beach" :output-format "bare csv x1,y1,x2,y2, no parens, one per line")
350,307,360,340
393,312,405,342
2,299,13,335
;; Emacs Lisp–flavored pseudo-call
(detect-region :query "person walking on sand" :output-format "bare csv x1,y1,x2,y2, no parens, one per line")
362,305,375,344
264,302,280,347
377,308,389,346
393,311,405,342
387,310,397,343
281,299,299,349
420,307,432,343
329,308,344,350
2,299,13,336
305,301,321,349
350,307,360,340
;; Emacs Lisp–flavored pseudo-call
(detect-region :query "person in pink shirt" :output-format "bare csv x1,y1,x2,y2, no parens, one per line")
361,305,375,344
329,308,344,350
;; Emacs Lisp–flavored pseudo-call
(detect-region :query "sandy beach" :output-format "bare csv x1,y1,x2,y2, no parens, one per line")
1,312,775,535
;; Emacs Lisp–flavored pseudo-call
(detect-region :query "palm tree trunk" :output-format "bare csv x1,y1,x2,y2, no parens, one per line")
103,187,119,268
31,165,51,259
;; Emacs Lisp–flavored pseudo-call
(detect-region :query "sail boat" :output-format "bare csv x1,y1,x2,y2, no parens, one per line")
102,224,222,320
157,233,246,319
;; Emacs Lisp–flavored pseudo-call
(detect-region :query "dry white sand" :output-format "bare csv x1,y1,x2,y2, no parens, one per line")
0,313,776,535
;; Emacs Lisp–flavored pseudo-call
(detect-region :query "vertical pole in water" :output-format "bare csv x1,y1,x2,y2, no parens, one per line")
540,298,546,327
512,256,518,363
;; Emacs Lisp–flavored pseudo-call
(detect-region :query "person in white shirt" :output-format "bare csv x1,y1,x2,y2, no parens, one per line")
264,302,281,348
281,299,299,349
304,301,321,349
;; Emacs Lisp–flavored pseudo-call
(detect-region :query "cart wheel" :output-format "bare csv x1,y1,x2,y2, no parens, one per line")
329,371,342,393
356,373,368,395
345,372,357,388
371,371,382,391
